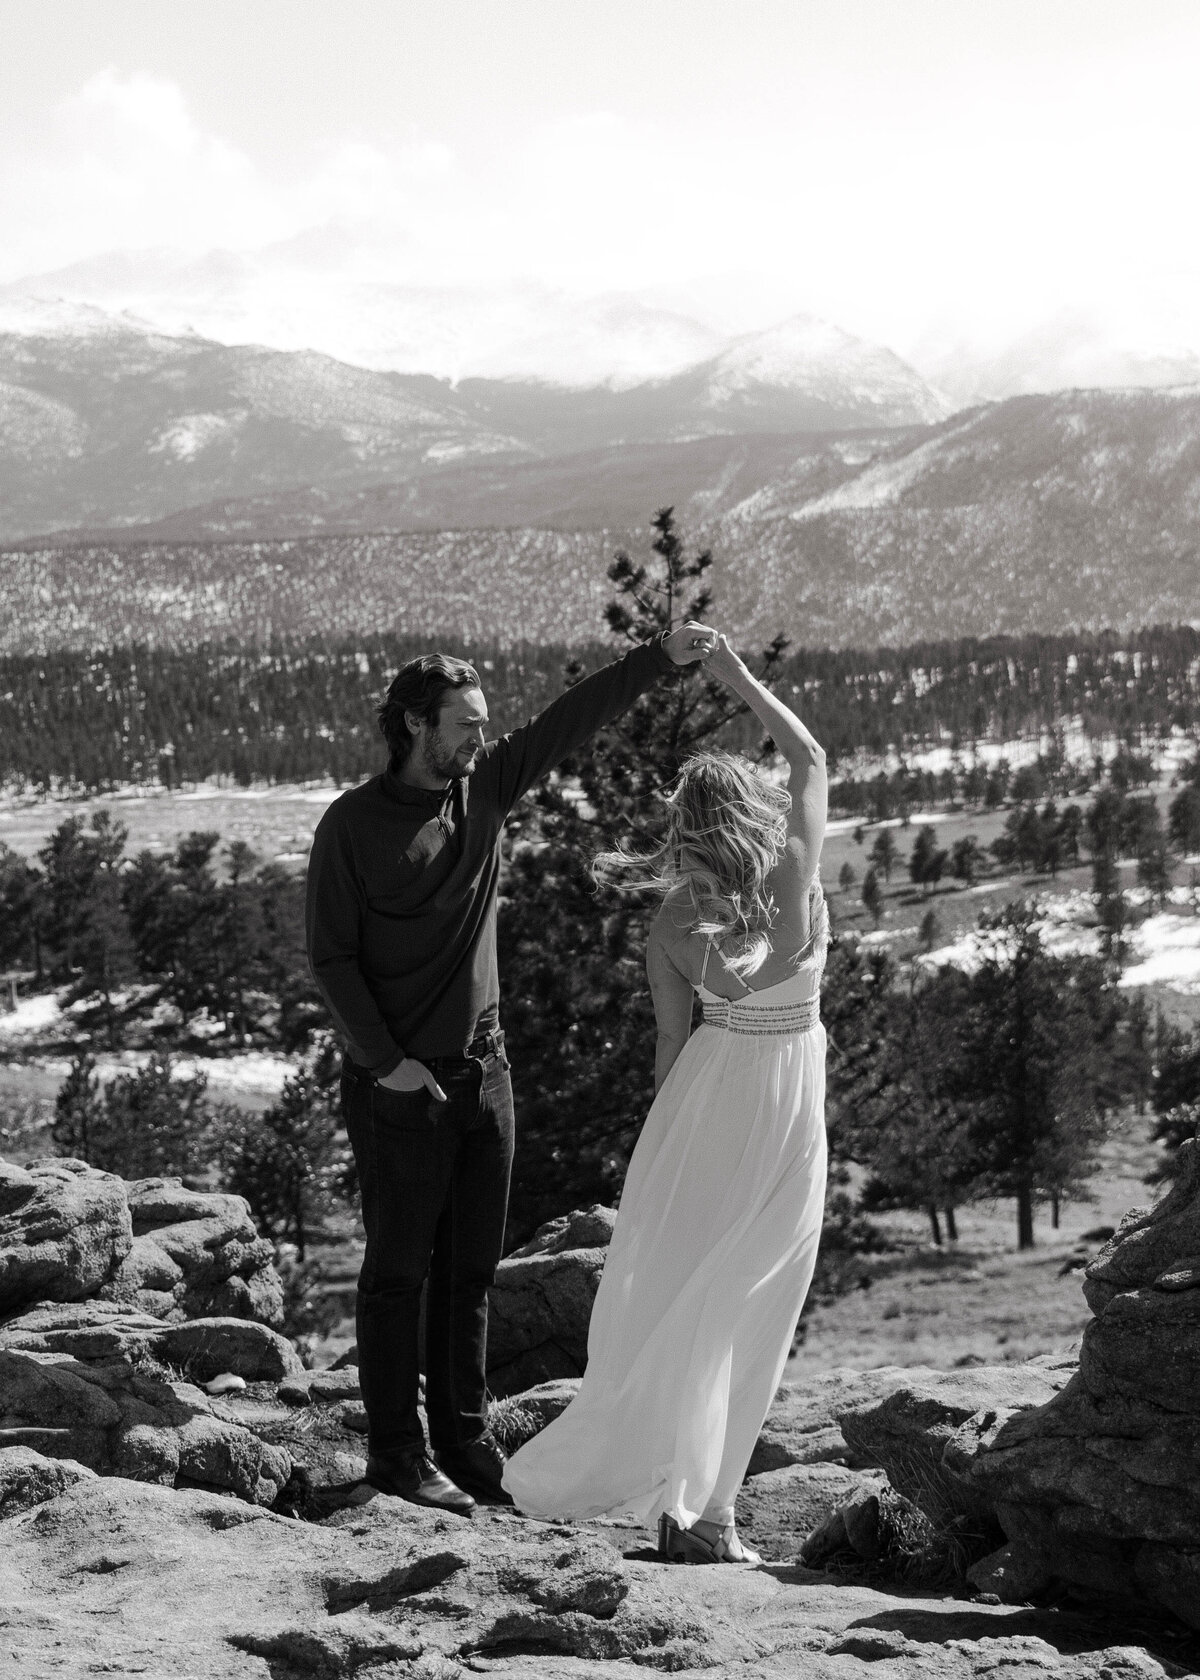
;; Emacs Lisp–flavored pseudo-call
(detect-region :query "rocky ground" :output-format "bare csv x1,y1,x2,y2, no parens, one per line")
3,1156,1200,1678
8,1472,1198,1680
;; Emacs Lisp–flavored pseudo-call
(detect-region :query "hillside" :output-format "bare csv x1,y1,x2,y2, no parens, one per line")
0,304,946,541
707,386,1200,646
5,387,1200,653
50,430,900,543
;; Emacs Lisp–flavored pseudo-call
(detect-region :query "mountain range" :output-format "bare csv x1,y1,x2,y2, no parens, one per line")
7,252,1200,402
5,386,1199,655
0,302,948,542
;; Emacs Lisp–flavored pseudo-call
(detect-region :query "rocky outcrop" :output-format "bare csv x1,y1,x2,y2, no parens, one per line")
836,1356,1075,1526
0,1160,284,1329
0,1158,131,1313
1081,1141,1200,1311
0,1346,292,1504
98,1176,284,1326
749,1364,965,1474
486,1205,616,1396
818,1145,1200,1632
961,1141,1200,1630
277,1364,362,1407
0,1300,303,1382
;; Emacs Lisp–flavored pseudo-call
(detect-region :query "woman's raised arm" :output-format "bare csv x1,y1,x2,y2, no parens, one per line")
704,634,827,887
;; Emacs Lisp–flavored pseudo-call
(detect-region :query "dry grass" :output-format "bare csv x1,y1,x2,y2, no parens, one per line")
487,1395,543,1454
792,1109,1158,1377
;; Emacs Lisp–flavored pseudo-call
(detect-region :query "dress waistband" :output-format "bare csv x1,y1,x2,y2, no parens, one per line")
701,995,821,1035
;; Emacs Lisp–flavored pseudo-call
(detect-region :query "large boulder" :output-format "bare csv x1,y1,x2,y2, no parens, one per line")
836,1356,1074,1524
97,1176,285,1327
0,1446,97,1518
0,1347,292,1505
486,1206,615,1396
963,1152,1200,1629
0,1159,131,1314
1082,1138,1200,1312
0,1300,303,1382
749,1364,962,1474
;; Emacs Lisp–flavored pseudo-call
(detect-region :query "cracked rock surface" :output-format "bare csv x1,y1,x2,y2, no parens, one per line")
2,1474,1189,1680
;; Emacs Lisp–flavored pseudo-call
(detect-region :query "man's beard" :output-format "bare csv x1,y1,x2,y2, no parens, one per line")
421,730,478,783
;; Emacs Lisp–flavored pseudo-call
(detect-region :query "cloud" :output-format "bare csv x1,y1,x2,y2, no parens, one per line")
3,52,1200,366
0,71,287,273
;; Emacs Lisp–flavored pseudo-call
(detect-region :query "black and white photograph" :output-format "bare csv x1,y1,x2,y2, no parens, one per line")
2,1,1200,1672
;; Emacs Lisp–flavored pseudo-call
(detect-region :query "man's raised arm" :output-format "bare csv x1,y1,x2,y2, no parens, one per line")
485,622,717,814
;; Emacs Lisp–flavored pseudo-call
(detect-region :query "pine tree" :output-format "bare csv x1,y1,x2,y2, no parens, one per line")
861,866,883,928
497,507,789,1238
951,835,980,885
38,812,128,979
0,842,43,978
70,865,137,1049
52,1054,220,1181
868,829,899,882
217,1036,352,1259
1092,847,1128,959
958,906,1119,1248
837,963,983,1244
909,826,947,896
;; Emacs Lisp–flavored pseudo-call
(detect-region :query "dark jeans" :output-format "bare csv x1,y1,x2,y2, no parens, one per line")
341,1039,515,1460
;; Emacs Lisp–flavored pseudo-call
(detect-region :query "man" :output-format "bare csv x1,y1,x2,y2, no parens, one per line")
306,621,717,1515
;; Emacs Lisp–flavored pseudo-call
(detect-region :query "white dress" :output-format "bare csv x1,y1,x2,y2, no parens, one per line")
502,895,828,1529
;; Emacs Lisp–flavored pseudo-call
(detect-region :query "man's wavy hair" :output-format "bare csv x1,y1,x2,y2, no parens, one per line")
593,749,792,978
377,654,481,767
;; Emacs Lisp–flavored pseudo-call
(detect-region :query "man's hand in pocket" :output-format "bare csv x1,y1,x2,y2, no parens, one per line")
377,1058,447,1102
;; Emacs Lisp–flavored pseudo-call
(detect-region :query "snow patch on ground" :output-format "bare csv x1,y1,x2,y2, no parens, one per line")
149,411,243,461
0,991,293,1094
0,778,343,811
826,810,955,836
832,724,1196,785
792,412,977,516
1120,913,1200,993
920,891,1200,992
0,993,62,1043
26,1047,293,1096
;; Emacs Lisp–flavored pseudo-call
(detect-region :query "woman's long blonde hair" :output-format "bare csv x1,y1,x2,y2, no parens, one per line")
593,749,790,977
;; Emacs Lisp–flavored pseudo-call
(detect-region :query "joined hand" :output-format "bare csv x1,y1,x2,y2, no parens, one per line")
663,621,719,666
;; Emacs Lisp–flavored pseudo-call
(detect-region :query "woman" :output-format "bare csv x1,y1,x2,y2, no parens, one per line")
501,634,828,1564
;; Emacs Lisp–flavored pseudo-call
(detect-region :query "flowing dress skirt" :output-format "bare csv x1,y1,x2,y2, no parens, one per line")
502,1014,826,1527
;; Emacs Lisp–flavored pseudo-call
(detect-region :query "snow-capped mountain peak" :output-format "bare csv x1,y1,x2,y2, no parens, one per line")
689,312,952,428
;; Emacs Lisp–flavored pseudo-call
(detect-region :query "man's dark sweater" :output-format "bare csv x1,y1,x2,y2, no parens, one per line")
306,638,673,1074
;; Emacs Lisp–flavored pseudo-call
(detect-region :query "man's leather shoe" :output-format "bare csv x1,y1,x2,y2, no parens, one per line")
365,1451,475,1515
434,1431,514,1506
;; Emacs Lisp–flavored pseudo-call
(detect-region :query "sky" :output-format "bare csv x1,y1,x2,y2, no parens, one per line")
3,0,1200,365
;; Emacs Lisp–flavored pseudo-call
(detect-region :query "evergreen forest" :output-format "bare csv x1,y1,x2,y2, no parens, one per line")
5,623,1200,796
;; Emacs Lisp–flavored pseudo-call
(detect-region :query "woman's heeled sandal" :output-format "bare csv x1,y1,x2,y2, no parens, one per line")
657,1513,761,1565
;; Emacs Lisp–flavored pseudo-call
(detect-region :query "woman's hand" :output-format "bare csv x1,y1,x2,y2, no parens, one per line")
703,633,748,687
